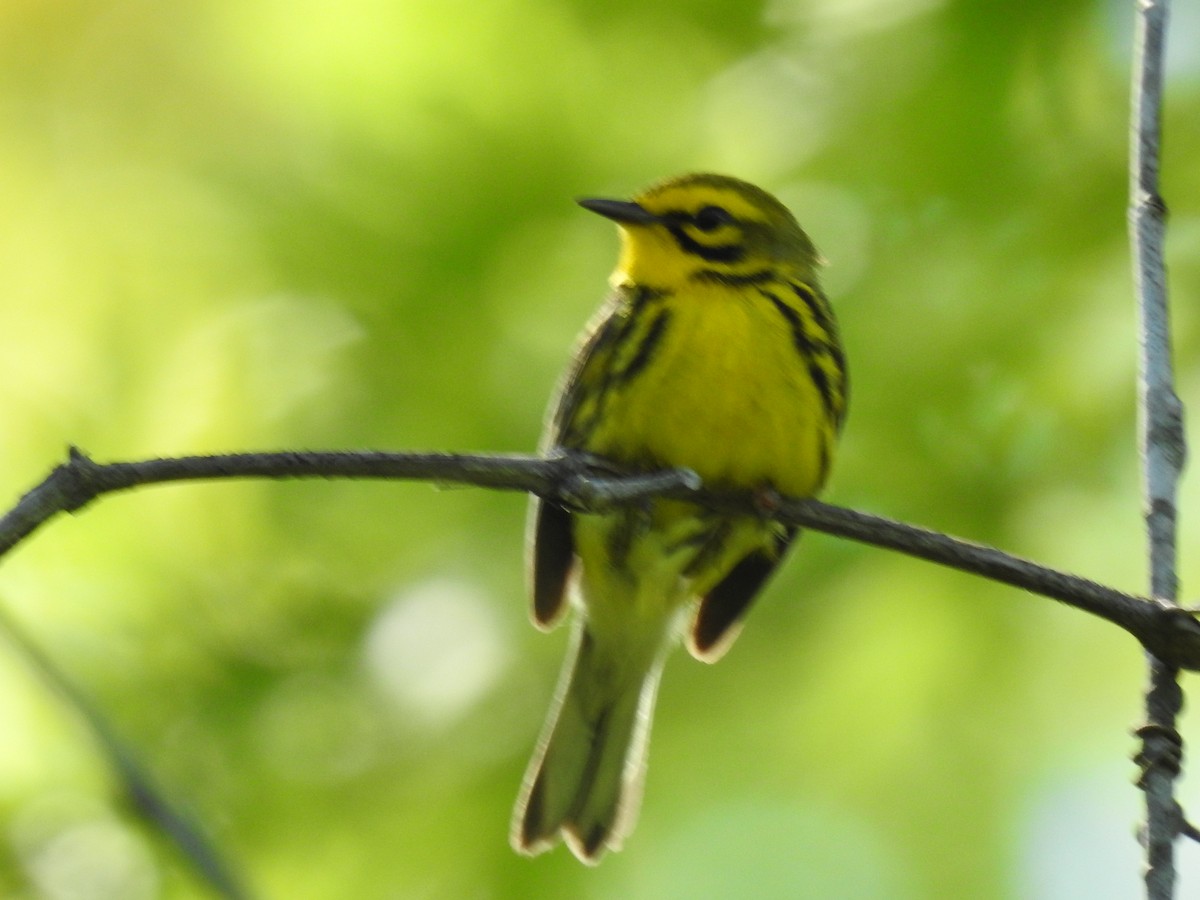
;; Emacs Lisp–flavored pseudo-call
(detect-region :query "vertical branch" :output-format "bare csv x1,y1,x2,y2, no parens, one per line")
1130,1,1186,898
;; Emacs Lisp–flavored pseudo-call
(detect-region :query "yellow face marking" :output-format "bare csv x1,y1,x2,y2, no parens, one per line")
604,177,818,289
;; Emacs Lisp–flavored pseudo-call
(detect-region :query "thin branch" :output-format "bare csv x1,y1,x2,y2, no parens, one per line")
3,448,1199,668
0,603,251,900
1130,0,1185,896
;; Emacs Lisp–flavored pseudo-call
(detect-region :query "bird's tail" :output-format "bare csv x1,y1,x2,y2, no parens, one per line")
511,620,666,864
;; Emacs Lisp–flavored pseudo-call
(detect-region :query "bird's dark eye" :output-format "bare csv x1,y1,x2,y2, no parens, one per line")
693,205,734,231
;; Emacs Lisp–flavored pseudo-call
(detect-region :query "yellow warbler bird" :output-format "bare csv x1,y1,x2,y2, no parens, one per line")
512,173,847,864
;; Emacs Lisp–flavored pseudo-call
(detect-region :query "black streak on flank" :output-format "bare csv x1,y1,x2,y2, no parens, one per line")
556,287,670,448
617,309,671,385
790,281,832,336
760,289,836,419
805,363,834,420
791,282,847,425
791,281,847,385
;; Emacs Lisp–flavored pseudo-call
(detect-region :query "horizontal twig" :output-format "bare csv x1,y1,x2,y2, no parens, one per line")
3,447,1199,669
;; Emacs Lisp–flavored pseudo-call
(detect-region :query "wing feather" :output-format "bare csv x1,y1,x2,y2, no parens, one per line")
689,526,798,661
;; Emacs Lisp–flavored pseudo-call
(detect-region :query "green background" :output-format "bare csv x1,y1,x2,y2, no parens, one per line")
2,0,1200,897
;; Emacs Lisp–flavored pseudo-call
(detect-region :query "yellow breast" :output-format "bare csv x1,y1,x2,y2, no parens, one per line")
583,280,833,498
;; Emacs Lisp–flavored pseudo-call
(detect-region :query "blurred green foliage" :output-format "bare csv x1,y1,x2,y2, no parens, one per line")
2,0,1200,897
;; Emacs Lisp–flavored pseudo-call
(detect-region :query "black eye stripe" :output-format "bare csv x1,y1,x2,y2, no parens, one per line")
665,222,744,262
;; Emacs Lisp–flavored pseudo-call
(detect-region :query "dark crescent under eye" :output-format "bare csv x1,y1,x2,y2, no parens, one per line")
693,205,734,231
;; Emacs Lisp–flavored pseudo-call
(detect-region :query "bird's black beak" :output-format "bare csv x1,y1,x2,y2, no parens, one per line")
577,197,660,225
